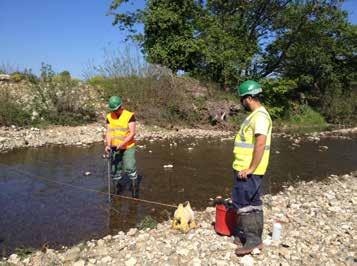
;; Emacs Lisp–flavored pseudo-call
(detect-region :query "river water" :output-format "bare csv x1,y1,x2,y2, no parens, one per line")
1,135,356,256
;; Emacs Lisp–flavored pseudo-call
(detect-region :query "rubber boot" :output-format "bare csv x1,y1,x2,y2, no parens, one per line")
130,178,139,198
233,215,246,247
235,211,263,256
128,171,138,198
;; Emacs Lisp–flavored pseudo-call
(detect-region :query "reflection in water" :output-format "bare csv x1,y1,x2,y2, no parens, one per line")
108,174,144,234
0,135,356,255
113,175,143,199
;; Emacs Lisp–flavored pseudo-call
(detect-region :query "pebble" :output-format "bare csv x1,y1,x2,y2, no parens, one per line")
88,258,96,264
8,254,19,264
103,235,112,241
240,255,254,266
318,145,329,151
97,239,105,246
101,256,112,263
251,248,261,255
73,259,85,266
64,246,81,261
22,257,30,264
127,228,137,236
125,257,137,266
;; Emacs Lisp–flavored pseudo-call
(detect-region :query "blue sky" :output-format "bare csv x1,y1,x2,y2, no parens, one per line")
0,0,356,78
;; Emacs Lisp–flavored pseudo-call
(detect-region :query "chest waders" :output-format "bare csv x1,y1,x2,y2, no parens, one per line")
108,147,138,199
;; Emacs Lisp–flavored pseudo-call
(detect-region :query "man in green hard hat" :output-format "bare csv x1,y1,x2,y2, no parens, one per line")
231,80,272,256
105,96,138,196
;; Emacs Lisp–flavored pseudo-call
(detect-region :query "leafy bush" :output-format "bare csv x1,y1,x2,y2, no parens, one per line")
29,64,97,126
261,79,297,119
87,75,107,87
319,88,357,125
0,63,96,127
288,105,327,128
9,69,38,83
0,93,32,126
136,216,158,230
59,70,71,79
10,72,25,82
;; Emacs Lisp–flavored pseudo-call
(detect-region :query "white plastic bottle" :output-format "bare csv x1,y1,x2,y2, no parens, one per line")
272,222,282,241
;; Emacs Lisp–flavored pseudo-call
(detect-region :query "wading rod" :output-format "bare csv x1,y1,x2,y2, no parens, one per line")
107,150,112,203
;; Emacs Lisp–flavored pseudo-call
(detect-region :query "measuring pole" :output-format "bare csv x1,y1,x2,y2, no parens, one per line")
107,150,112,203
131,176,137,198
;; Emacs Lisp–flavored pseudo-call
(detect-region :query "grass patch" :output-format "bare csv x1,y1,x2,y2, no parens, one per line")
280,105,329,133
136,216,158,230
14,247,35,259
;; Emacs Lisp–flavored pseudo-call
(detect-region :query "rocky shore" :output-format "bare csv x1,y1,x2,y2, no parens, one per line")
1,123,356,153
0,123,233,153
2,172,356,266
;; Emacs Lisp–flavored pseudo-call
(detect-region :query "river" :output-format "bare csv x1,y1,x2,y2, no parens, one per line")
1,135,356,256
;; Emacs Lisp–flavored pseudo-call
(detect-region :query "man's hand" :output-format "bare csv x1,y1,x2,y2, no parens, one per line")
239,134,266,179
117,144,125,150
105,145,111,154
238,168,253,179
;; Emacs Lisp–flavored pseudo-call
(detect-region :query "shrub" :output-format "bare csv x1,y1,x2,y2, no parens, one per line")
136,216,158,230
8,69,38,83
87,75,106,87
261,78,297,119
287,105,327,128
0,93,32,126
24,63,98,126
10,72,25,82
320,89,357,125
59,70,71,79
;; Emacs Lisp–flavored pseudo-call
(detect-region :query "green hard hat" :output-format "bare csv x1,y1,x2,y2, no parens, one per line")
237,80,262,97
108,96,122,111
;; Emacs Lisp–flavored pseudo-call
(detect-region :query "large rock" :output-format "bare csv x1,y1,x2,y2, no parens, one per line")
125,257,137,266
0,74,11,81
64,246,81,261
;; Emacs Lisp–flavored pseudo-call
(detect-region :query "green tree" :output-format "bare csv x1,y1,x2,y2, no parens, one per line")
59,70,71,80
110,0,293,86
110,0,356,121
262,1,357,120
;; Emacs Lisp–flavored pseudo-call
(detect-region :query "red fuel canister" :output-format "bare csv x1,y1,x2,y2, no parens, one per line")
214,204,236,236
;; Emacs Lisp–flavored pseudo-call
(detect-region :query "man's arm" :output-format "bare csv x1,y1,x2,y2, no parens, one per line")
118,121,136,149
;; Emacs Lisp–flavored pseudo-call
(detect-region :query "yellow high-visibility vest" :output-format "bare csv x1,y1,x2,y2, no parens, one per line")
106,109,135,149
233,107,272,175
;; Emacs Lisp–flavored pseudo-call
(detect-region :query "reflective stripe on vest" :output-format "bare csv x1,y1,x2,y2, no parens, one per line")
107,109,135,149
233,107,272,175
111,136,126,140
108,127,128,132
234,142,271,150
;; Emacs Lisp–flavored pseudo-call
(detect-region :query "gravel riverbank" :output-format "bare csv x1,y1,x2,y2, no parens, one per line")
2,172,356,266
1,123,356,153
0,123,234,153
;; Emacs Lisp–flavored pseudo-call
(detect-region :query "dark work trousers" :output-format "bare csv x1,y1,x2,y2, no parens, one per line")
232,170,263,214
